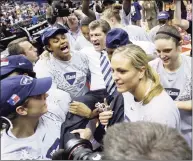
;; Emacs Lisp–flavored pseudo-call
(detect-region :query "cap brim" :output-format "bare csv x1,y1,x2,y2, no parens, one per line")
43,28,68,45
47,28,68,38
30,77,52,96
0,68,14,77
157,17,168,20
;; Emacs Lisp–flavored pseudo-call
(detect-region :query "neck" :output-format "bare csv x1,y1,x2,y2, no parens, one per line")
70,27,79,33
11,116,39,138
164,55,182,72
132,78,152,102
53,52,72,61
113,23,123,29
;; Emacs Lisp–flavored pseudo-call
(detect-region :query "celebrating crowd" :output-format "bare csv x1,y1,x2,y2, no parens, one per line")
0,0,192,160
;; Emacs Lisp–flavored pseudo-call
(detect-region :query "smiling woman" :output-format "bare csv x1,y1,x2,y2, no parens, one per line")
99,44,181,136
149,25,192,148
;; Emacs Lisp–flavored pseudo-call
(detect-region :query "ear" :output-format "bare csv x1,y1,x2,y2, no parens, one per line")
110,17,114,23
46,44,53,52
138,66,146,79
16,106,28,116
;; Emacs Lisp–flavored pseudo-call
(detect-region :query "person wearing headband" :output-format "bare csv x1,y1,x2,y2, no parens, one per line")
0,75,63,160
149,25,192,148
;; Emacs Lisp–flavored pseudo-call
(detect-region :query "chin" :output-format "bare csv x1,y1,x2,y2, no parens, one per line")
117,87,128,93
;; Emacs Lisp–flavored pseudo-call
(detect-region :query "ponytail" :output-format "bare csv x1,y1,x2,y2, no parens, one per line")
143,66,163,105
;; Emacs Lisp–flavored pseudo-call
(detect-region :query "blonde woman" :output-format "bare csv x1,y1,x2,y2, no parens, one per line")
99,44,180,131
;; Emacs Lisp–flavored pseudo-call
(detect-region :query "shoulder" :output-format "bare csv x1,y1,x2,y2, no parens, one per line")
147,91,180,128
80,46,95,54
150,91,179,113
148,58,160,69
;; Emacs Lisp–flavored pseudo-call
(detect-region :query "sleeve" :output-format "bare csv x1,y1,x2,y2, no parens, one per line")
80,49,106,91
138,2,142,10
121,8,131,26
34,59,58,90
148,58,160,71
47,88,71,122
145,107,181,131
143,98,181,131
108,93,124,126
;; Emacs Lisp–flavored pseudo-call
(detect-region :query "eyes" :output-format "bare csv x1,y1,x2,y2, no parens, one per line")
90,33,102,37
112,68,128,74
156,48,173,54
52,35,66,43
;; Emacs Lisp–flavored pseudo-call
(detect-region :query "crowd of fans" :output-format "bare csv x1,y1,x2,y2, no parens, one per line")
0,0,192,160
0,0,48,38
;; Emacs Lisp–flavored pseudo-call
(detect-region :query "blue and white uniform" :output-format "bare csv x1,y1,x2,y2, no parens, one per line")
123,91,181,131
1,112,62,160
34,50,90,99
149,55,192,148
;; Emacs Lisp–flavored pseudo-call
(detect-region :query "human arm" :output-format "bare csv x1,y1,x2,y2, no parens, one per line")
175,100,192,111
142,3,145,22
173,0,190,30
154,1,159,16
73,9,86,20
137,2,142,10
71,128,92,140
82,0,96,20
122,0,131,16
69,101,100,119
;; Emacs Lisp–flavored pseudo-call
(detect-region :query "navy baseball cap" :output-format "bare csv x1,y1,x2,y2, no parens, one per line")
41,26,68,45
157,11,169,20
106,28,132,49
1,55,33,77
0,75,52,117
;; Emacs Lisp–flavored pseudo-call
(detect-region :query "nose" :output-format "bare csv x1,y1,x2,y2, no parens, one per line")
60,37,67,44
112,71,119,82
90,35,97,42
158,51,166,59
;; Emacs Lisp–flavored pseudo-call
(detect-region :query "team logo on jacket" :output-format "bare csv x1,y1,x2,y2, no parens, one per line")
46,138,60,158
64,72,76,85
165,88,180,100
20,75,33,85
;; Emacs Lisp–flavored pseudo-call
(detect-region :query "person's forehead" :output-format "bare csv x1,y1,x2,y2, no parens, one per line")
19,41,32,48
49,33,66,39
155,39,175,47
90,27,104,33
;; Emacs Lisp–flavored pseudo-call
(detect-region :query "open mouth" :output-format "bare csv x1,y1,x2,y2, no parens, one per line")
162,57,170,63
116,83,124,88
60,45,69,53
93,43,100,48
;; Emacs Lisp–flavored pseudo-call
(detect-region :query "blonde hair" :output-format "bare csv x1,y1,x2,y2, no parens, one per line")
101,6,122,23
113,44,163,105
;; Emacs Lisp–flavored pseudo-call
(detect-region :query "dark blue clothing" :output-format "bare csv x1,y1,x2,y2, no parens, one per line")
31,16,38,25
131,2,142,21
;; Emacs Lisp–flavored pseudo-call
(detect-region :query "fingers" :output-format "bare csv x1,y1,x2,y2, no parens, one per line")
70,129,83,134
70,128,92,140
99,111,113,126
70,101,80,106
